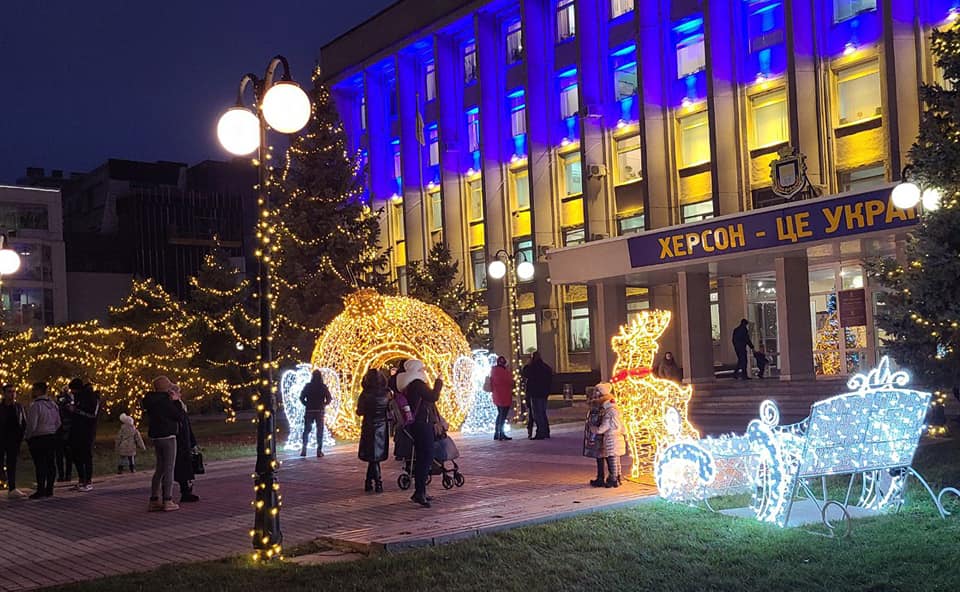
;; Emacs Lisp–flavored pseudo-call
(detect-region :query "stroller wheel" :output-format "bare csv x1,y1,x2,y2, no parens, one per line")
442,474,454,490
454,472,465,487
397,473,411,490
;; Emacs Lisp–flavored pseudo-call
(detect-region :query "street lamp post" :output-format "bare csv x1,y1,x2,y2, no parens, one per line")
216,55,311,562
891,165,942,211
488,249,535,412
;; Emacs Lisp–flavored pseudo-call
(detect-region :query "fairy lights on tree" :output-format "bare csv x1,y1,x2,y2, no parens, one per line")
407,243,486,348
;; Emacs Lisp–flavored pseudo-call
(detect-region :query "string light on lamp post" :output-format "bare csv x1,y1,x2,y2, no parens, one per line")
216,55,311,563
891,165,942,211
487,249,534,413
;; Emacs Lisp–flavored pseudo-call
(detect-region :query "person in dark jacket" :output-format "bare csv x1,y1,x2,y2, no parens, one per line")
731,319,755,380
396,359,442,508
54,387,74,483
522,351,553,440
173,397,199,503
1,384,27,498
356,369,390,493
654,352,682,382
300,370,332,458
142,376,185,512
67,378,99,491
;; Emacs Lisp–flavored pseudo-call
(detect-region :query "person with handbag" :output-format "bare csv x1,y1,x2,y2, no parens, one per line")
395,359,442,508
173,392,200,503
143,376,185,512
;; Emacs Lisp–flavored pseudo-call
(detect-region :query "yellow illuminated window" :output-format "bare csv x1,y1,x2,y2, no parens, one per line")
561,153,582,195
837,61,881,126
679,110,710,168
429,190,442,232
467,178,484,222
615,134,642,184
750,89,788,149
391,201,405,242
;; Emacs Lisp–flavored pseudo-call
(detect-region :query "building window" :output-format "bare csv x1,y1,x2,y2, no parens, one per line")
682,199,714,223
520,312,539,354
618,213,645,235
560,81,579,119
614,62,638,101
611,0,634,19
360,95,367,130
557,0,576,42
747,1,784,53
677,34,706,78
471,249,487,291
467,109,480,153
464,42,478,84
561,153,582,196
428,126,440,166
514,238,534,268
750,89,788,149
563,227,586,246
838,164,885,192
0,204,49,231
837,61,881,126
510,92,526,137
468,178,484,221
390,201,405,241
679,110,710,168
429,190,442,233
507,20,523,64
425,62,436,102
568,306,591,353
834,0,876,23
615,134,642,184
513,169,530,210
392,140,402,183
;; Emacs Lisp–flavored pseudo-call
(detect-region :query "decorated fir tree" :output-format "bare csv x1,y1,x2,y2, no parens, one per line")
185,247,258,419
271,67,391,366
407,242,486,347
869,24,960,394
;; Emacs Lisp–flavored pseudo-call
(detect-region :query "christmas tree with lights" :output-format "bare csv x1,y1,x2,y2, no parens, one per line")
272,67,391,365
407,242,486,347
869,24,960,400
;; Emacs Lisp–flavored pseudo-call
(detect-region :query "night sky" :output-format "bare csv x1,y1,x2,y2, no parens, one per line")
0,0,396,183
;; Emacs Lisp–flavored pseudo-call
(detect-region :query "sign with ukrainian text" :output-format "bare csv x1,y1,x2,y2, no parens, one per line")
627,188,917,269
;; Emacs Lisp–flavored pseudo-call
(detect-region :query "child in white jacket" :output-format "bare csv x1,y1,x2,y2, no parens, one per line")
116,413,146,473
590,383,626,488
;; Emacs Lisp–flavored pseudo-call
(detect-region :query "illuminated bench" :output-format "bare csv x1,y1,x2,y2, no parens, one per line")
655,357,959,532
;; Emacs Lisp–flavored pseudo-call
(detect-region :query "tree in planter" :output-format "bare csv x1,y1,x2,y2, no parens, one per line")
407,242,486,347
271,66,391,366
867,24,960,427
185,248,258,420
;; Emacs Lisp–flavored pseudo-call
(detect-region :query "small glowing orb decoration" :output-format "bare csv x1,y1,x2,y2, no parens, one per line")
610,310,699,478
311,290,474,439
280,364,337,451
460,349,511,435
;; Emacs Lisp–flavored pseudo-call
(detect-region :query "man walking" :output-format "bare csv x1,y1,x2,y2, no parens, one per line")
0,384,27,498
732,318,755,380
25,382,61,499
522,351,554,440
300,370,332,457
142,376,185,512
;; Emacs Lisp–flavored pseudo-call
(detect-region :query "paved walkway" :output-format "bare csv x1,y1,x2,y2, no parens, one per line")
0,423,655,591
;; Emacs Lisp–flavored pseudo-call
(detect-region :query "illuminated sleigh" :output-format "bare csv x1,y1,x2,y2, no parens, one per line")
655,357,959,533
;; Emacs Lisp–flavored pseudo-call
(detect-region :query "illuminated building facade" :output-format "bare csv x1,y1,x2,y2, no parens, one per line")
319,0,958,380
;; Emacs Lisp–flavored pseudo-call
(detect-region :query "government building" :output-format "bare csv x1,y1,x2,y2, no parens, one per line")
318,0,956,383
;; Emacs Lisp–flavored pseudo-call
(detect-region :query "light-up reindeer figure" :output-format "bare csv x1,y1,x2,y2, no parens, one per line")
610,310,700,478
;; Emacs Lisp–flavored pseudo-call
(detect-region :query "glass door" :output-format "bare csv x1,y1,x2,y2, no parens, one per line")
746,276,779,371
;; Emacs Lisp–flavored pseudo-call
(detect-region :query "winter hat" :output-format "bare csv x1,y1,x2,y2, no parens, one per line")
396,359,428,393
595,382,615,404
119,413,134,425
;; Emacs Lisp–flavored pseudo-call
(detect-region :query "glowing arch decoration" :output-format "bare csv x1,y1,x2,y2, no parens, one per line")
460,349,511,435
610,310,699,478
279,364,337,452
311,289,474,439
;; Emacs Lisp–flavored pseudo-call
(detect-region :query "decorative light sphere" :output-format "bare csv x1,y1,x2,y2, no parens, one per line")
261,81,311,134
488,259,507,280
891,181,921,210
0,248,20,275
235,341,245,351
217,107,260,156
516,260,535,281
922,187,942,211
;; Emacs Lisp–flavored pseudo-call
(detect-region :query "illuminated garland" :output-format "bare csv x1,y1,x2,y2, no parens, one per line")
460,349,511,435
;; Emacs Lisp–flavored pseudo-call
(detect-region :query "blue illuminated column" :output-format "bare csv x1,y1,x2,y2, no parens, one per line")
705,0,744,215
786,0,824,187
364,68,393,203
397,53,426,263
883,0,922,175
436,32,467,278
639,0,673,230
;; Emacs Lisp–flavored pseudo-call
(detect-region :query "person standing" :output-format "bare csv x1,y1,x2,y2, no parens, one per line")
115,413,146,473
489,356,514,441
54,387,74,483
173,394,199,503
142,376,184,512
300,370,332,458
1,384,27,498
731,319,755,380
591,386,626,488
583,386,605,487
356,369,390,493
68,379,99,491
522,351,554,440
24,382,61,499
396,359,442,508
653,352,682,382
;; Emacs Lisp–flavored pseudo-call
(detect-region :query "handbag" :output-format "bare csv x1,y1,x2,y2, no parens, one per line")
191,449,205,475
482,376,492,392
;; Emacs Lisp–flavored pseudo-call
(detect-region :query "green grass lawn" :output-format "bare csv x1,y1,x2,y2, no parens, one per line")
50,436,960,592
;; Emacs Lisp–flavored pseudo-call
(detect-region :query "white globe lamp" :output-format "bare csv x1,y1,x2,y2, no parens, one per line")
0,248,20,276
516,260,535,281
261,81,311,134
488,259,507,280
921,187,942,211
217,107,260,156
891,181,921,210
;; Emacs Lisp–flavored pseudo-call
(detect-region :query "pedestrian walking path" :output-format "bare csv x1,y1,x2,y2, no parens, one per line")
0,423,655,591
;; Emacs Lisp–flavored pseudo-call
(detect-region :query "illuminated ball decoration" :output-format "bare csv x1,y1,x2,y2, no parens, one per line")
216,107,260,156
487,259,507,280
0,247,21,275
610,310,699,479
311,289,474,439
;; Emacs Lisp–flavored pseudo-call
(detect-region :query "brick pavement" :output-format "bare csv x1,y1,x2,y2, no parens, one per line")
0,423,655,591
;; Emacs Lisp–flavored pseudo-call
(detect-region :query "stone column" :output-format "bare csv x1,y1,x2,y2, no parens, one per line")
775,253,815,380
592,280,627,380
677,271,714,383
649,284,680,365
786,0,825,188
396,53,426,263
718,276,746,365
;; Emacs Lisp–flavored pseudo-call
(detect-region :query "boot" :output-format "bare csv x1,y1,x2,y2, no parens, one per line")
364,480,374,493
590,458,606,487
180,482,200,503
375,480,383,493
373,463,383,493
299,446,306,457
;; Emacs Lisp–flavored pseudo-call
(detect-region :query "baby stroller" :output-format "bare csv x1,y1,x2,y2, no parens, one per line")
396,426,466,490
